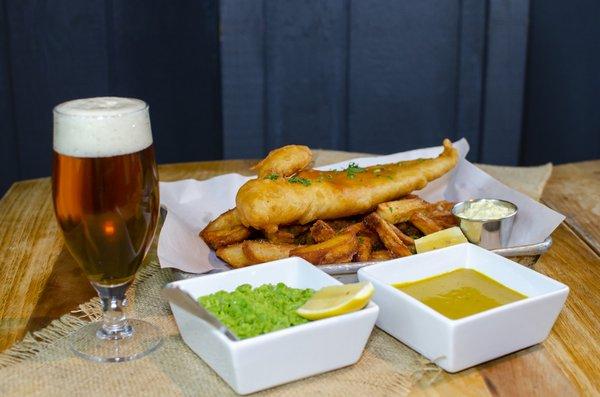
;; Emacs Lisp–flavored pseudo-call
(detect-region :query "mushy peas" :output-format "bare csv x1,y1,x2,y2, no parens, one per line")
393,268,526,320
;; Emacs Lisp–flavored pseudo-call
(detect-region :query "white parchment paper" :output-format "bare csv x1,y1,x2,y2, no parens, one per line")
157,139,564,273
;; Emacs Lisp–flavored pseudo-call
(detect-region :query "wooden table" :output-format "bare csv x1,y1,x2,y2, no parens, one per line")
0,159,598,396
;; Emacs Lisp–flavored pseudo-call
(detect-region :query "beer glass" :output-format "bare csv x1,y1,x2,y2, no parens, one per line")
52,97,162,362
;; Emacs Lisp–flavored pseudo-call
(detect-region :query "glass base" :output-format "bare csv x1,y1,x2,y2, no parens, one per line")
69,319,163,363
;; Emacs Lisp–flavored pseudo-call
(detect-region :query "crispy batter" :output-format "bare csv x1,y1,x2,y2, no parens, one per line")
251,145,312,178
216,243,253,268
410,212,443,235
236,139,459,232
290,233,358,265
242,241,296,263
364,213,412,257
356,236,373,262
199,209,252,249
310,220,336,243
369,250,394,261
376,197,430,224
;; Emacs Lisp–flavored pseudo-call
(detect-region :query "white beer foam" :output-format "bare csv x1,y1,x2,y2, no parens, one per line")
53,97,153,157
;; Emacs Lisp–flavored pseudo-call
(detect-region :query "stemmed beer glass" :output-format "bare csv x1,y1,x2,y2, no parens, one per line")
52,97,162,362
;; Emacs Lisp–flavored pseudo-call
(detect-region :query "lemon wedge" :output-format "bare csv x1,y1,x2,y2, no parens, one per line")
414,226,468,253
296,281,374,320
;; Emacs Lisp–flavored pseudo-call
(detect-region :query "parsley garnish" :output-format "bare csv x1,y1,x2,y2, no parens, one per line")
264,173,279,180
388,206,394,213
358,236,364,245
288,176,312,186
345,162,366,179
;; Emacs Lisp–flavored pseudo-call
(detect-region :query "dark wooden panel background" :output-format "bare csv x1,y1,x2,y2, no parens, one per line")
0,0,221,193
521,0,600,165
220,0,530,163
0,0,598,194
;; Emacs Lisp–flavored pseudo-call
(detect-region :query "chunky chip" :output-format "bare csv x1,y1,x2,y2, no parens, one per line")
409,212,443,235
200,196,457,268
369,250,394,261
310,220,336,243
364,213,412,257
376,197,429,224
290,233,359,265
200,209,252,249
356,236,373,262
216,243,253,268
242,241,296,263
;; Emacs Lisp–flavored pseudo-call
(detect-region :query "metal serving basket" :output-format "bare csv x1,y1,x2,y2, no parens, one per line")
170,237,553,284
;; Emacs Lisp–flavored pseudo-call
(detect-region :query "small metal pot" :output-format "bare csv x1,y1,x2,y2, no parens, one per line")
452,199,518,249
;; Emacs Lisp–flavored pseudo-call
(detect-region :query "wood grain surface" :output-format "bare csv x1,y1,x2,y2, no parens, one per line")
542,160,600,255
0,158,598,396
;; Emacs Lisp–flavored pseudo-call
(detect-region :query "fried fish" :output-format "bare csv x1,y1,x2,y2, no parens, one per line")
235,139,459,233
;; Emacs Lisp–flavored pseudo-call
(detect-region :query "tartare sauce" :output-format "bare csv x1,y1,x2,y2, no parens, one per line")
458,200,516,220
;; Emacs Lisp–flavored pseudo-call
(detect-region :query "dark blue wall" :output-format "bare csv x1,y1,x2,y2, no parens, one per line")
0,0,598,195
0,0,222,193
220,0,529,165
521,0,600,165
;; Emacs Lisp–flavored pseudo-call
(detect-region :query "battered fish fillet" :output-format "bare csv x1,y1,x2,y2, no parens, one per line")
236,139,459,233
251,144,312,178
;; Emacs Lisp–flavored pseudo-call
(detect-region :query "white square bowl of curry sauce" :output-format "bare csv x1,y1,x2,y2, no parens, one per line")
357,243,568,373
167,257,379,395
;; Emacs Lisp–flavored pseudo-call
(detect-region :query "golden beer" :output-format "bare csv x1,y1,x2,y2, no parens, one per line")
52,97,163,362
52,145,159,286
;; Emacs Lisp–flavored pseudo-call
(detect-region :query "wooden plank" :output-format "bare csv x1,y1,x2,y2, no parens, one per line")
4,0,109,179
110,0,222,163
264,0,348,150
479,0,529,165
0,179,63,351
542,160,600,255
529,223,600,394
220,0,266,158
477,343,577,396
0,4,20,195
410,368,491,396
25,248,95,335
348,0,461,154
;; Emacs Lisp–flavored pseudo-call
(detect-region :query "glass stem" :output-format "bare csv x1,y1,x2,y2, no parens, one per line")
93,282,133,340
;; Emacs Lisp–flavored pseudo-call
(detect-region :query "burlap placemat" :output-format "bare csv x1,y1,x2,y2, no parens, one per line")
0,152,553,396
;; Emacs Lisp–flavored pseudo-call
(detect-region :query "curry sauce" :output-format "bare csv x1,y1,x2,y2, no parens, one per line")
393,268,527,320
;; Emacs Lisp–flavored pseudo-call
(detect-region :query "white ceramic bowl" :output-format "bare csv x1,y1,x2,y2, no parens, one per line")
167,257,379,394
357,243,568,373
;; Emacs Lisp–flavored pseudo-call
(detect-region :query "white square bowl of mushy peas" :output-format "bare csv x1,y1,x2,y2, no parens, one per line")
358,242,569,373
167,257,379,395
